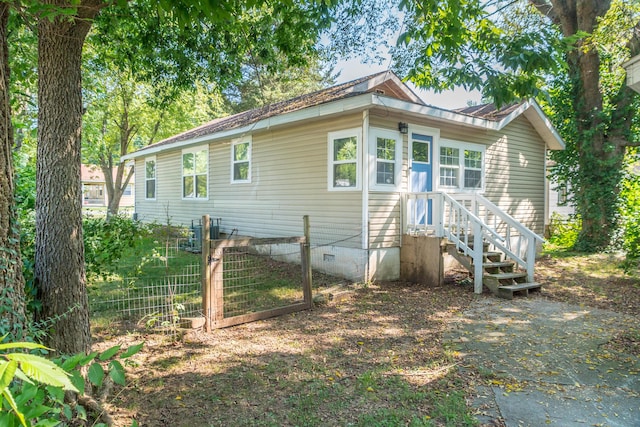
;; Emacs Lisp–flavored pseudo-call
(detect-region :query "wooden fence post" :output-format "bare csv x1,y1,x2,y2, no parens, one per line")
202,215,211,332
301,215,313,308
212,243,224,326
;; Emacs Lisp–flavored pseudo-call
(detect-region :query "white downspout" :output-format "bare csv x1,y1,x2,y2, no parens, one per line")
362,110,370,282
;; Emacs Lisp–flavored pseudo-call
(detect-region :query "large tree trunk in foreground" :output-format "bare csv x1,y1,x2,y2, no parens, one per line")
0,4,25,340
35,1,103,354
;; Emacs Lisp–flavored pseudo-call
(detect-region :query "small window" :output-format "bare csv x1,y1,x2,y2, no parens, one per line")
438,140,485,191
557,183,568,205
123,184,133,196
370,128,402,191
144,157,156,200
182,146,208,199
232,138,251,183
328,128,361,191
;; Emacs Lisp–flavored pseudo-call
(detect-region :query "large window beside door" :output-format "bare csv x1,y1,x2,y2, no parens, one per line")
328,128,361,191
438,140,485,191
370,128,402,191
182,146,208,199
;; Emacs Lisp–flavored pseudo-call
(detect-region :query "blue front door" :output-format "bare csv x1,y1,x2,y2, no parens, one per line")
410,133,433,224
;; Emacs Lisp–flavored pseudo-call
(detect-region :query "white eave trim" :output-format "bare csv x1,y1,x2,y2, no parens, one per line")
123,92,565,160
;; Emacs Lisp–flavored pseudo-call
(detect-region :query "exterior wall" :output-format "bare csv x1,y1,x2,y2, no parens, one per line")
483,117,546,236
135,113,365,242
134,104,550,283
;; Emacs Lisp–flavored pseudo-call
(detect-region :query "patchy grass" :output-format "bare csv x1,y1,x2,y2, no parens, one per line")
92,247,639,426
99,281,478,427
536,251,640,316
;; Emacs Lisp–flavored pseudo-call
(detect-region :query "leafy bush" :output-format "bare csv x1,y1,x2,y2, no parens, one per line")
620,172,640,273
546,212,581,250
0,338,142,426
83,215,148,278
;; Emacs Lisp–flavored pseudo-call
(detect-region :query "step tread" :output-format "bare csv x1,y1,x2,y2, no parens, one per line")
484,272,527,280
498,282,542,291
482,261,515,268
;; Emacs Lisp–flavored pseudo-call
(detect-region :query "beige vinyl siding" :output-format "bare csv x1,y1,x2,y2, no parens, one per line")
368,110,547,237
483,117,546,235
366,115,409,248
135,113,365,243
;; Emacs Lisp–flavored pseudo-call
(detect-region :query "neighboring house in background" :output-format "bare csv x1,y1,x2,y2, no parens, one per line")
122,71,565,294
81,164,134,208
546,160,576,223
624,54,640,93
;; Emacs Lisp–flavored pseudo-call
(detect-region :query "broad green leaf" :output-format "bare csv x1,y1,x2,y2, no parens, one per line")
2,389,27,427
69,370,85,395
109,360,126,386
0,341,48,352
60,353,86,371
80,351,100,366
88,362,105,387
45,385,65,403
7,354,77,391
0,360,17,390
99,345,121,361
120,342,144,359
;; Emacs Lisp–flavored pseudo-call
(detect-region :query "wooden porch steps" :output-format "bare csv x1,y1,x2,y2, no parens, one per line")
446,241,541,299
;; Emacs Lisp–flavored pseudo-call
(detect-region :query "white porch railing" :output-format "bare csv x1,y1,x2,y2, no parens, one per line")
404,192,544,293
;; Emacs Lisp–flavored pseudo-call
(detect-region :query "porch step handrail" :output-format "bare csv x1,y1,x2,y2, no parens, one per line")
404,192,543,293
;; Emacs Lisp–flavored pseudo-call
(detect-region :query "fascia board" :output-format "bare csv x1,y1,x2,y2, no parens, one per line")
371,95,494,129
518,101,566,150
122,93,378,160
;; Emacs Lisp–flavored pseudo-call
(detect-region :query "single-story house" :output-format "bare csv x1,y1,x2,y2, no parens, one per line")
122,71,565,296
82,164,134,208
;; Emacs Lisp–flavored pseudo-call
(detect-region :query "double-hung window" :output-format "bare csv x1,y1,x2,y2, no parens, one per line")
328,128,361,191
438,140,485,191
182,146,208,199
232,138,251,183
370,128,402,191
144,157,156,200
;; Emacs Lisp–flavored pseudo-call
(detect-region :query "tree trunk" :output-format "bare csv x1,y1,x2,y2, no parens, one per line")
0,4,25,340
541,0,626,252
35,1,103,354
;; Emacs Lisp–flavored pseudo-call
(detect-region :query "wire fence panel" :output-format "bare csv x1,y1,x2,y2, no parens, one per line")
91,217,366,332
205,233,311,330
219,246,306,318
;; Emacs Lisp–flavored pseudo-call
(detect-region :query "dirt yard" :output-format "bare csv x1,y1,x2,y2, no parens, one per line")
95,253,639,426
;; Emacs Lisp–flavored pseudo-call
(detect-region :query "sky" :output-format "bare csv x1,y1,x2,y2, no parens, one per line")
333,58,483,110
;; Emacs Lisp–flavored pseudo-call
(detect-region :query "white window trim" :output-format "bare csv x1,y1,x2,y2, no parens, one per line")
327,128,362,191
435,139,486,192
144,156,156,201
231,137,252,184
369,127,402,192
181,145,209,201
